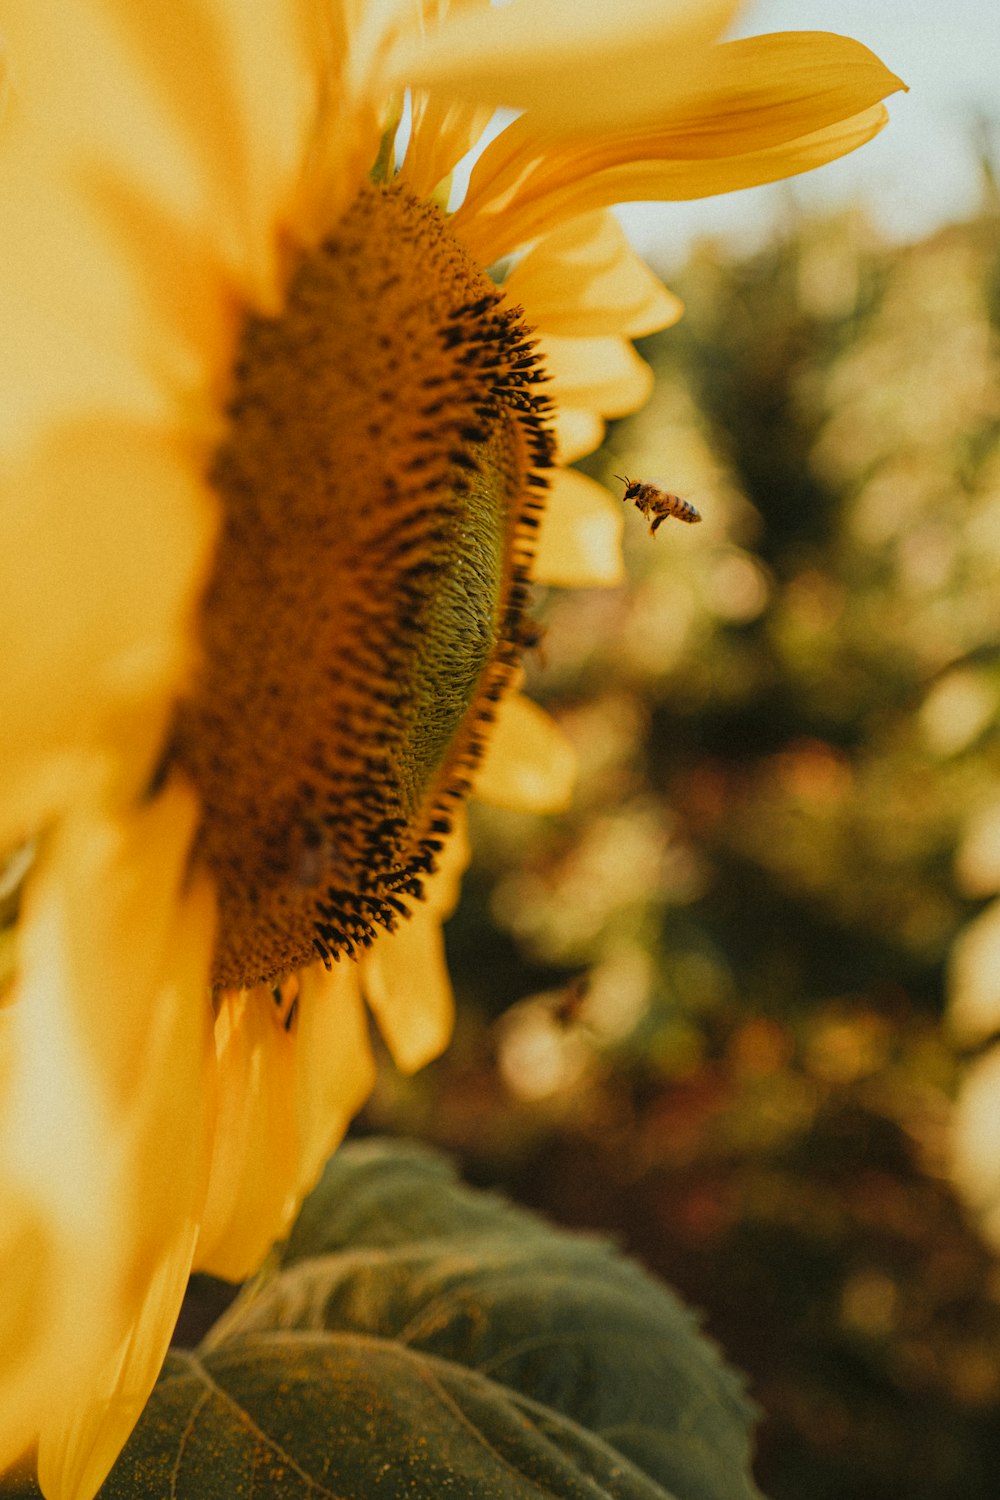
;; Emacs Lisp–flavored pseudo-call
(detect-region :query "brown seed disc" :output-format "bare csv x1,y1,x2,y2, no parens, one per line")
167,182,552,989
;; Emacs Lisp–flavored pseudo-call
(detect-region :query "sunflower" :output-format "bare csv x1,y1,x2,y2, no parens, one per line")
0,2,902,1495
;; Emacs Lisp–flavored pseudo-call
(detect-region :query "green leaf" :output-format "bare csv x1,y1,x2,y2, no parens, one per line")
280,1136,545,1258
100,1336,674,1500
65,1139,764,1500
208,1140,763,1500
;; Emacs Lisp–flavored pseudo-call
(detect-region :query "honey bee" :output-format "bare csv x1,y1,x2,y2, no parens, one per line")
615,475,701,534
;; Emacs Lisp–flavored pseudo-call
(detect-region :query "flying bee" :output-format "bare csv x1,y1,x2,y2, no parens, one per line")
615,475,701,534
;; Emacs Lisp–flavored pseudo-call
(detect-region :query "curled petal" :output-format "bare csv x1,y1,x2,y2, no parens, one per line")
400,0,496,203
541,333,654,421
398,10,908,259
552,406,606,464
362,909,455,1074
475,694,575,813
361,810,469,1073
506,211,683,339
534,469,625,588
455,99,893,261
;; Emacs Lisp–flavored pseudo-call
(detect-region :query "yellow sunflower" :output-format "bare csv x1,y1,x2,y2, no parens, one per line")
0,2,902,1495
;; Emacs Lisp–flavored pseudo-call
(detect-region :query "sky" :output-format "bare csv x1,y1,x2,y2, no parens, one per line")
617,0,1000,267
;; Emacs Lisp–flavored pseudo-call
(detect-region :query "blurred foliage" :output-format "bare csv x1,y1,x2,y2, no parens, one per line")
361,197,1000,1499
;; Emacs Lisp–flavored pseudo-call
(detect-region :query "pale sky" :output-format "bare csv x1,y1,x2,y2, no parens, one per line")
618,0,1000,266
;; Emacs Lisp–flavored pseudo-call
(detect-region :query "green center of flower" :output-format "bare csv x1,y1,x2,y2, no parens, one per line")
169,182,552,990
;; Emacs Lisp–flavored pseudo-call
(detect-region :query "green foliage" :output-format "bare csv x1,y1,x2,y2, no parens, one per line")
104,1339,664,1500
84,1142,762,1500
213,1140,761,1500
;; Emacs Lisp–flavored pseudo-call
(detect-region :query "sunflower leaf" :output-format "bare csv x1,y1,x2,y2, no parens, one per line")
97,1337,676,1500
0,1141,763,1500
282,1135,554,1258
202,1139,764,1500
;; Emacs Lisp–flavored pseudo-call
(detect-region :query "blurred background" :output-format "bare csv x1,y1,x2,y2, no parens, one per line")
358,28,1000,1495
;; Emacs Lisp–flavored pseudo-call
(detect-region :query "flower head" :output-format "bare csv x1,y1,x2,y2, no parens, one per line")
0,2,903,1494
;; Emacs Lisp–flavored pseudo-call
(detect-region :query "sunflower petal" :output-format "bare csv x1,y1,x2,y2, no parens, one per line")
399,0,496,204
0,1,247,443
475,694,575,812
541,333,654,421
293,962,376,1194
38,1222,201,1500
0,423,216,846
552,406,606,464
424,804,472,923
399,12,905,139
534,469,625,588
447,21,905,264
506,211,683,339
2,0,201,208
6,781,216,1500
360,811,469,1072
196,961,376,1283
458,101,891,262
385,0,742,126
194,987,297,1282
361,907,455,1074
0,176,166,449
398,92,494,200
91,0,318,291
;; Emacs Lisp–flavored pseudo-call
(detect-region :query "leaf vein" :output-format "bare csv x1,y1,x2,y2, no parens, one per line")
415,1362,577,1500
187,1354,347,1499
169,1382,211,1498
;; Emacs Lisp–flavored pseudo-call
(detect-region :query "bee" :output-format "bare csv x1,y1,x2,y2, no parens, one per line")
615,475,701,534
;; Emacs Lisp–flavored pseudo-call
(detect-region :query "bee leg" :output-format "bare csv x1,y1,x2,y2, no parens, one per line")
650,514,665,534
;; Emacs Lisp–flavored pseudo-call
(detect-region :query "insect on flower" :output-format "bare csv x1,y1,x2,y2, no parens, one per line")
615,475,702,534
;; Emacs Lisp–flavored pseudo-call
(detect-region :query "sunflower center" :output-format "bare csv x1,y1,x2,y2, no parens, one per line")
169,182,552,990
